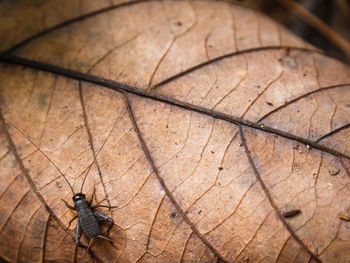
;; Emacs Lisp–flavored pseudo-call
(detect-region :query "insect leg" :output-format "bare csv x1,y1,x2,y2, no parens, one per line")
97,235,113,243
91,196,107,207
61,199,75,210
93,211,113,223
75,221,83,246
66,214,78,230
93,211,114,238
86,237,96,252
91,204,118,210
87,188,96,206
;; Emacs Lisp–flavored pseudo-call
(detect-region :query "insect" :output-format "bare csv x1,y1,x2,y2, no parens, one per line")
63,190,115,249
8,121,116,250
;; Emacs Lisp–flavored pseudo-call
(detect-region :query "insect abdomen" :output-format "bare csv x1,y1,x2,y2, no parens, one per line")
79,208,100,238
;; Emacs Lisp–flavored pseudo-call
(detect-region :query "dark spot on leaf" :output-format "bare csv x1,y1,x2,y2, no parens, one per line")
211,150,215,154
55,181,62,188
176,21,182,26
198,210,202,214
170,212,177,219
166,124,168,128
282,209,301,218
265,101,273,106
218,167,223,171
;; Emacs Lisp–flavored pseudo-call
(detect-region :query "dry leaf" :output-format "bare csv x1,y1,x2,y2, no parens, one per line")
1,1,350,262
328,166,340,176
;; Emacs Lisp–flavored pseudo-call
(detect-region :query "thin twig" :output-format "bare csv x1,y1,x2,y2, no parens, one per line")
276,0,350,57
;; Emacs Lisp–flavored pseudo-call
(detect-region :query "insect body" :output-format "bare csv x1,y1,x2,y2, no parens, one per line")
64,192,114,249
75,193,100,241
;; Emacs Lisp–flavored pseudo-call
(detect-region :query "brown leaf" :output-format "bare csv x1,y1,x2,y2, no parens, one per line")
1,1,350,263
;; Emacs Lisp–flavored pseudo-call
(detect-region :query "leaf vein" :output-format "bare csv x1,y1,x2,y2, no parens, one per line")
1,54,349,161
238,125,322,262
123,93,229,262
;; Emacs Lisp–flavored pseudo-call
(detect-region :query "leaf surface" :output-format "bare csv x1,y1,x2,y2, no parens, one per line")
1,1,350,262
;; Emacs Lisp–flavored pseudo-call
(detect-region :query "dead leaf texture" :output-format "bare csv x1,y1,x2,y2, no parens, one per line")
1,1,350,262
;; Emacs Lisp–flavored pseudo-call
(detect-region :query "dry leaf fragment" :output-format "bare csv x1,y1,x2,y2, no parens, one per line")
328,166,340,176
338,211,350,221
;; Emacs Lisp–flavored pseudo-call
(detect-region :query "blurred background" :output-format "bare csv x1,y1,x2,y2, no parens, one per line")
239,0,350,63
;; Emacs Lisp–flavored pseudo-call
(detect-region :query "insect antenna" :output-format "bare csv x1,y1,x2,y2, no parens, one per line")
79,131,110,193
80,139,107,193
6,120,75,195
79,158,94,194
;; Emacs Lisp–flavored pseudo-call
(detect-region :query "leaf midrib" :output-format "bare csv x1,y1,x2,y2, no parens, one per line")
1,53,349,161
